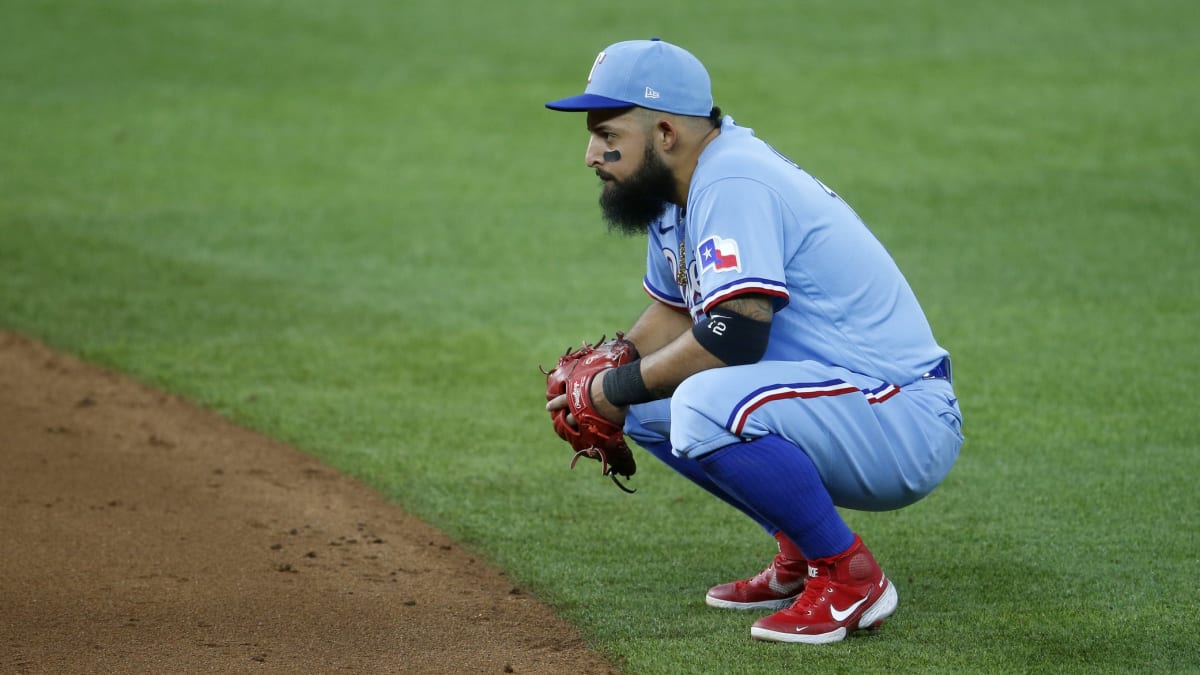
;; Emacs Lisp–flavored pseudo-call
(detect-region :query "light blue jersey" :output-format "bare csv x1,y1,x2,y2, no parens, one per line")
643,117,946,385
631,117,962,510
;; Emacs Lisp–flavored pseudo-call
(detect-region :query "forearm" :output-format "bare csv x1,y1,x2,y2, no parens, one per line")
637,325,726,399
623,301,693,357
598,295,773,409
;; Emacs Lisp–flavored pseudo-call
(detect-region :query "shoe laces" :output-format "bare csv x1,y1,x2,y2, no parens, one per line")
787,568,834,617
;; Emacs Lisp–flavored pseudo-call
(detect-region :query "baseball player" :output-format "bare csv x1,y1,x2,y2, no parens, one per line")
544,38,963,644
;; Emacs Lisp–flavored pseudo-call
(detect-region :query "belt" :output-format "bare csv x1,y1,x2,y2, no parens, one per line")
920,356,953,384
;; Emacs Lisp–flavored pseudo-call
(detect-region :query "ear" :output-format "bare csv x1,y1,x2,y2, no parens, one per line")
655,118,679,151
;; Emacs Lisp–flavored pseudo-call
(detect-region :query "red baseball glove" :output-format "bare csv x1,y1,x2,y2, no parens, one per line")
543,334,639,492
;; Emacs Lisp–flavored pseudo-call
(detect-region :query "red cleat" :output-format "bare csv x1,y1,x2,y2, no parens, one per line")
706,532,807,610
750,534,898,644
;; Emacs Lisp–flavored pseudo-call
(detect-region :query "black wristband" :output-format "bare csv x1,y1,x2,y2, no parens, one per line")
602,360,655,407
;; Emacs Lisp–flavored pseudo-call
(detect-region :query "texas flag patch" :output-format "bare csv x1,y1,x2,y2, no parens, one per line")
697,235,741,273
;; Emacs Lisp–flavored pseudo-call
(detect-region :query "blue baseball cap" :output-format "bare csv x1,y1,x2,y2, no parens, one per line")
545,38,713,117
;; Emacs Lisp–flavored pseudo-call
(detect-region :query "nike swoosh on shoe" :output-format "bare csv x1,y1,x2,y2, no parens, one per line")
829,592,871,622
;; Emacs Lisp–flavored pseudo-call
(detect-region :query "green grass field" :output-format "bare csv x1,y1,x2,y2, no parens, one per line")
3,0,1198,672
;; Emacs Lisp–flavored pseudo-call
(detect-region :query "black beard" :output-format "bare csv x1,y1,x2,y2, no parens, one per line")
597,143,676,236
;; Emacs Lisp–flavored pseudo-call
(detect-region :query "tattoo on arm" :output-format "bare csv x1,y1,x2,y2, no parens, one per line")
716,296,773,322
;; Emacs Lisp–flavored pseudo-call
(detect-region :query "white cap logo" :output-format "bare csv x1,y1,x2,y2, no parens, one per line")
586,52,606,84
644,86,661,99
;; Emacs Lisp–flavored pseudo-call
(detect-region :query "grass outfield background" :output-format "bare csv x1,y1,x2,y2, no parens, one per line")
2,0,1197,672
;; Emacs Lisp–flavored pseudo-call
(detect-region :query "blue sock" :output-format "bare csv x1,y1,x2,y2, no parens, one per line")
639,440,777,535
697,434,854,560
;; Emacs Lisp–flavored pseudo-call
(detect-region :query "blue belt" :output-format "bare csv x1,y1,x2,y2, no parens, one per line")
921,356,953,384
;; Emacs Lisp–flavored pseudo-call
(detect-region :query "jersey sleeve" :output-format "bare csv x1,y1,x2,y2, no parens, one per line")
690,178,790,314
642,213,687,309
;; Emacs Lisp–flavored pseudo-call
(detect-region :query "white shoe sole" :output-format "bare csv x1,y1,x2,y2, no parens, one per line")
749,580,899,644
858,580,899,629
705,593,799,611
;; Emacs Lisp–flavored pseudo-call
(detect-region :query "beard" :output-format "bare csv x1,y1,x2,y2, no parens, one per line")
597,142,676,236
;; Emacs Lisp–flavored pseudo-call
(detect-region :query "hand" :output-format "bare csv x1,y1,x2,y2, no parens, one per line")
587,368,626,426
545,392,573,427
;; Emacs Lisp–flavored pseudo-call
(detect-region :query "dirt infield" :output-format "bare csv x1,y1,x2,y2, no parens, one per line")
0,332,616,674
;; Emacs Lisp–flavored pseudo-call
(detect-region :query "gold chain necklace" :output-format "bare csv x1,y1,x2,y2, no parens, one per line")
676,237,687,286
675,209,688,286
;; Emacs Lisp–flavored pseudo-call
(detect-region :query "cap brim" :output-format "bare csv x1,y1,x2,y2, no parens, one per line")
545,93,634,111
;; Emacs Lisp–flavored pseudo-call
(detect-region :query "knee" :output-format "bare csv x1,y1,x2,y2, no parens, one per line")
624,399,672,446
668,372,712,428
669,372,741,457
